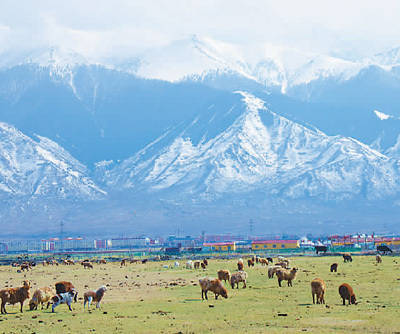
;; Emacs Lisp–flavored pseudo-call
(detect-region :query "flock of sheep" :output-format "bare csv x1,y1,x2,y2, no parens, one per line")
0,252,386,315
1,259,109,314
196,253,384,305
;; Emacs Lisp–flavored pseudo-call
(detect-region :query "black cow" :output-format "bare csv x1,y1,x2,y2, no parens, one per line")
315,246,328,254
377,245,393,255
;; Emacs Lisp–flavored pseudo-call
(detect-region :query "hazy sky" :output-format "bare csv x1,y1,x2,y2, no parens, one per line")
1,0,400,59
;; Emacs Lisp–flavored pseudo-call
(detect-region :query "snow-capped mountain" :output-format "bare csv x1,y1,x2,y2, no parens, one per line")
0,122,105,199
102,92,400,201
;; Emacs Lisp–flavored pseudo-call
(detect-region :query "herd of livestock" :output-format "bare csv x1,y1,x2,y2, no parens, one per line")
196,253,383,306
0,252,385,315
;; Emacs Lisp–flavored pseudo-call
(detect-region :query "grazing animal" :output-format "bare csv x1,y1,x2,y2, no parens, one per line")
186,260,194,269
376,255,382,263
120,259,127,266
247,259,255,267
268,266,281,279
141,259,148,264
330,263,338,272
81,261,93,269
276,268,298,287
67,259,75,265
29,287,53,310
0,280,30,314
338,283,357,305
217,270,231,283
203,259,208,266
377,245,392,254
275,261,289,269
199,278,228,300
84,286,107,309
230,271,248,289
343,253,352,262
267,257,273,263
259,258,268,266
52,291,75,312
55,281,77,303
174,261,180,267
194,261,201,269
237,259,244,271
129,259,139,264
311,278,326,304
201,262,206,269
20,263,31,272
98,259,107,264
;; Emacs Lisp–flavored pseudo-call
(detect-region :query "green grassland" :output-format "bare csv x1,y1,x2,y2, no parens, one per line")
0,255,399,333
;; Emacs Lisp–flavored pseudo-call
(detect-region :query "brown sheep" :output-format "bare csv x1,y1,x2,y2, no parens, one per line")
247,259,255,267
276,268,298,287
55,281,77,303
217,270,231,283
376,255,382,263
199,278,228,300
81,261,93,269
339,283,357,305
330,263,338,272
268,266,281,279
0,280,30,313
29,286,53,310
237,260,244,271
275,261,289,269
259,258,268,266
311,278,326,304
84,286,107,309
230,271,248,289
20,263,31,272
99,259,107,264
194,260,201,269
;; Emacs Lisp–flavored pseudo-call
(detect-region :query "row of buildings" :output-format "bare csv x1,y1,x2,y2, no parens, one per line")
0,233,399,254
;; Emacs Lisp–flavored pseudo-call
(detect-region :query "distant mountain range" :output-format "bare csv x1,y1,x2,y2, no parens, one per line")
0,38,399,237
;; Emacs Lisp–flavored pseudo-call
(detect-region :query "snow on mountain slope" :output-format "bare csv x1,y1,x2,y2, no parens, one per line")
0,122,105,198
103,92,400,201
132,36,365,92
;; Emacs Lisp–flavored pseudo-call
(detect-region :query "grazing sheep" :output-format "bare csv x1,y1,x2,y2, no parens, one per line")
343,253,352,262
199,278,228,300
52,291,75,312
67,259,75,265
20,263,31,272
84,286,107,309
237,259,244,271
203,259,208,266
141,259,148,264
201,262,207,269
217,270,231,283
0,280,30,314
275,261,289,269
376,255,382,263
259,258,268,266
268,266,281,279
98,259,107,264
338,283,357,305
55,281,77,303
330,263,338,272
276,268,298,287
29,287,53,310
311,278,326,304
267,257,273,263
81,261,93,269
247,259,255,267
120,259,127,266
186,260,194,269
230,271,248,289
194,261,201,269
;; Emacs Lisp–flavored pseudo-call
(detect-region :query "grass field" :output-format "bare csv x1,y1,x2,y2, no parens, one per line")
0,255,399,333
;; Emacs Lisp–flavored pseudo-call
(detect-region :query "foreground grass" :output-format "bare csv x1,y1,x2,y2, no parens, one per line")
0,255,399,333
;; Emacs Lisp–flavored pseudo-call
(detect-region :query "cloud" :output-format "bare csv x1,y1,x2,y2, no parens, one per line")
1,0,400,59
